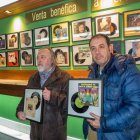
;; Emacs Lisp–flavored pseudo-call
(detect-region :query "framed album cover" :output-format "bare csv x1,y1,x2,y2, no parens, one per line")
95,13,120,38
20,30,32,48
20,49,34,66
0,52,6,67
0,34,6,50
34,26,49,46
124,10,140,37
24,89,43,122
52,46,70,66
7,33,18,49
7,51,19,67
71,18,92,42
72,44,92,66
51,22,69,44
68,79,103,118
125,39,140,64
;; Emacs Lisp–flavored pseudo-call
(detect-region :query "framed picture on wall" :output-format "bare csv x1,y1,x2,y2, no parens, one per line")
71,18,92,42
95,13,120,38
51,22,69,44
0,34,6,50
0,52,6,67
34,26,49,46
24,89,43,122
72,44,92,66
68,79,103,118
125,39,140,64
20,30,33,48
7,33,18,49
124,10,140,37
20,49,34,66
111,40,121,54
7,51,19,66
52,46,70,66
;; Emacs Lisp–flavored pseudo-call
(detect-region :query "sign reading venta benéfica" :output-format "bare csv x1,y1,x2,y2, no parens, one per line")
26,0,87,24
92,0,140,11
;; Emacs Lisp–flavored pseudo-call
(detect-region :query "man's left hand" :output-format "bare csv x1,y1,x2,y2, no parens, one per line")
87,112,100,128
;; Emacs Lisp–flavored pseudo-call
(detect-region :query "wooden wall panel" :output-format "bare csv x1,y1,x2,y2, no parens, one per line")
0,70,89,97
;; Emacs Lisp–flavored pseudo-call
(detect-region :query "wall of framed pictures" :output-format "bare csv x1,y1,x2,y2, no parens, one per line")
0,1,140,70
0,1,140,140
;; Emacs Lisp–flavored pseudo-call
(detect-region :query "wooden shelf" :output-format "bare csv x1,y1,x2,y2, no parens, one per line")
0,70,89,97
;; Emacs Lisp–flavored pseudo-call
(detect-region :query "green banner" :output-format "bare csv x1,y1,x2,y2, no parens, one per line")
92,0,140,11
26,0,87,24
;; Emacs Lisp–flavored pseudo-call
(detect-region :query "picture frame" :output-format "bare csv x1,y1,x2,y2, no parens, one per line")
7,51,19,67
72,44,92,66
111,40,121,53
24,89,43,122
20,49,34,66
52,46,70,66
0,52,6,67
68,79,103,118
71,18,92,42
125,39,140,64
7,33,19,49
124,9,140,37
20,30,33,48
51,22,69,44
0,34,6,50
34,26,49,46
95,13,120,38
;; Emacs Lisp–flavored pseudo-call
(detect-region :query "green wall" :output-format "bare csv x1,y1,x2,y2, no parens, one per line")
0,0,140,140
0,94,84,139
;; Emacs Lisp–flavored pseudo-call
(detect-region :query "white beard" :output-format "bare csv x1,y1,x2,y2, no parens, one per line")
37,65,45,72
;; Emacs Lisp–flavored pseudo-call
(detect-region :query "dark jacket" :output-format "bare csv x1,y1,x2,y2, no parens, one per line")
16,66,72,140
83,54,140,140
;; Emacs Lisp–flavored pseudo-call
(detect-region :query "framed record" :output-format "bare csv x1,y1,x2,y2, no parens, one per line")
24,89,43,122
71,18,92,42
125,39,140,64
51,22,69,44
124,9,140,37
95,13,120,38
68,79,103,118
72,44,92,66
52,46,70,66
34,26,49,46
0,34,6,50
7,33,19,49
20,30,32,48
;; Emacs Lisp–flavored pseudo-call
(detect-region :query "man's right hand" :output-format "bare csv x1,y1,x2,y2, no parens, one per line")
17,111,26,121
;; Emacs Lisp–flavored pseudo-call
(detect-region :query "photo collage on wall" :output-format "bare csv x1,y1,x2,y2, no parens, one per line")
0,9,140,67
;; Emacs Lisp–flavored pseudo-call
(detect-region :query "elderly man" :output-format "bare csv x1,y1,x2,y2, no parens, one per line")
16,48,72,140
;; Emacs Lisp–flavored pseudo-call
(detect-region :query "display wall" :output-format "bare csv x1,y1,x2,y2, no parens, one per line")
0,0,140,139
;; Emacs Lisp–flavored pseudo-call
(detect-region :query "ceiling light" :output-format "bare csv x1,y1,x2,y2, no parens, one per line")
5,10,12,14
0,0,18,8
